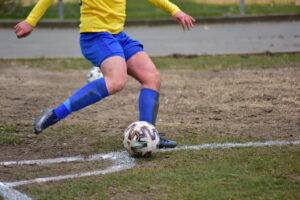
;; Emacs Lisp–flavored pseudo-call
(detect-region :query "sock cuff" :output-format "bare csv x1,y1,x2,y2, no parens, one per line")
54,78,109,120
95,78,109,98
140,88,159,97
54,104,70,120
63,99,72,112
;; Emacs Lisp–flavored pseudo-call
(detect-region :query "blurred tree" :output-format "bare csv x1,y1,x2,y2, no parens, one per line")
0,0,26,17
0,0,15,12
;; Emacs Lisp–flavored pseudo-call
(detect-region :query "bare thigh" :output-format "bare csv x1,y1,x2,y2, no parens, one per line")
126,51,161,91
101,56,127,95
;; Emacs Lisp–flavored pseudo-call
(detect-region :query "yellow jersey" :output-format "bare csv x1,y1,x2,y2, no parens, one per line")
25,0,181,34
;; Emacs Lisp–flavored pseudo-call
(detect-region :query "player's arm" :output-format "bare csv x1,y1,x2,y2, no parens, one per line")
146,0,195,30
14,0,54,38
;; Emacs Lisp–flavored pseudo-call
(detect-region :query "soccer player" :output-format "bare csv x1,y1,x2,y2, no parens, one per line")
14,0,195,148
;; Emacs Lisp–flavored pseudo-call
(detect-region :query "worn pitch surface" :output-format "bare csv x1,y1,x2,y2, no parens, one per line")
0,62,299,162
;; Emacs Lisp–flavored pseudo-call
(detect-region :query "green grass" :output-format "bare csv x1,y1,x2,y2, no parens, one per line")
0,0,299,19
1,53,300,71
46,124,124,153
19,145,300,200
90,135,124,153
0,125,24,146
0,57,91,71
126,1,300,19
152,53,300,70
37,123,124,154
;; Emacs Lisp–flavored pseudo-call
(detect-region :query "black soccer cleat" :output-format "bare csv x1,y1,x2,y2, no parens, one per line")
159,137,177,149
34,109,59,134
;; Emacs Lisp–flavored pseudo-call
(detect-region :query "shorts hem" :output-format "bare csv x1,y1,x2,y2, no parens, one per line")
97,53,125,67
125,49,144,62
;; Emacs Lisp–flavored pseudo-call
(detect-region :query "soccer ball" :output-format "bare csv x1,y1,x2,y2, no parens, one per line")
87,66,103,82
123,121,160,157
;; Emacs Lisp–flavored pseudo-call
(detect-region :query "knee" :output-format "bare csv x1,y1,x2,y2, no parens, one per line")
146,69,161,88
153,70,161,85
108,75,127,94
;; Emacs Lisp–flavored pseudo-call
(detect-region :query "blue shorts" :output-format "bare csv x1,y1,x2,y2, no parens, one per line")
80,31,144,67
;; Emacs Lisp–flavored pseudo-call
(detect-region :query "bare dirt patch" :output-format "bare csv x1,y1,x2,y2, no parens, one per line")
0,62,299,164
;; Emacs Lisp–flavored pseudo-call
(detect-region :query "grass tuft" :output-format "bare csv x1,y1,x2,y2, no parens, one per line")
90,135,124,153
0,125,24,146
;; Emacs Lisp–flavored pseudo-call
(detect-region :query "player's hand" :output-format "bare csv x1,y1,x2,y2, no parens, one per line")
173,11,196,30
14,21,34,38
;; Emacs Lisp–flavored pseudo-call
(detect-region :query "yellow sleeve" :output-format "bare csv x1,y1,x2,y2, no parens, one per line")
25,0,55,27
147,0,181,16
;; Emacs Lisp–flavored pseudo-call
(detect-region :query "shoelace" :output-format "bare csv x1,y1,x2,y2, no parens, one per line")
160,137,171,143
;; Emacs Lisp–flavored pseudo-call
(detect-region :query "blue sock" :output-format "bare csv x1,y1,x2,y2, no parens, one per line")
139,88,159,125
54,78,109,120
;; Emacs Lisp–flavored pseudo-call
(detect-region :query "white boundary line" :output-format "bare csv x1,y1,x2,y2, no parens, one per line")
0,151,135,200
0,140,299,200
0,152,128,166
0,182,32,200
1,151,135,188
165,140,300,151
